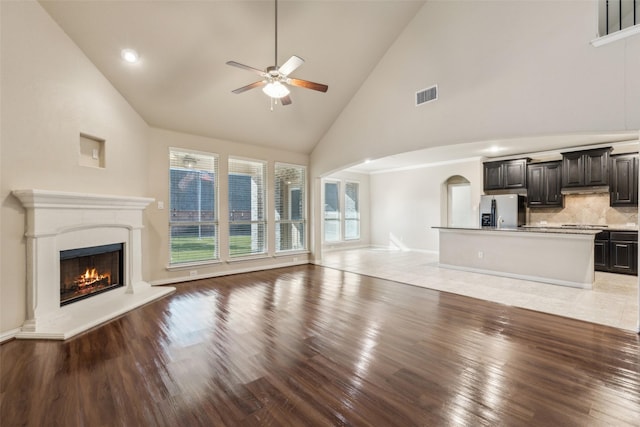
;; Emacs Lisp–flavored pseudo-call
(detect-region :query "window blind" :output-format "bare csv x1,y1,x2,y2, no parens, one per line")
275,163,306,252
169,149,218,264
228,158,267,257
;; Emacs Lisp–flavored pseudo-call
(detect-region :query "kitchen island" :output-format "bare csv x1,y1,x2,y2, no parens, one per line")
434,226,600,289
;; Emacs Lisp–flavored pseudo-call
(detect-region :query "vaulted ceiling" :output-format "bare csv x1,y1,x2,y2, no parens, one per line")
39,0,425,154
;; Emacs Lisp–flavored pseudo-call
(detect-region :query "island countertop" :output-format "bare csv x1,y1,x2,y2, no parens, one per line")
432,226,602,235
434,226,596,288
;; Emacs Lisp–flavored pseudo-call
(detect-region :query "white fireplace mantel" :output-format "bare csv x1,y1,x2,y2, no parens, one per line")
12,189,175,340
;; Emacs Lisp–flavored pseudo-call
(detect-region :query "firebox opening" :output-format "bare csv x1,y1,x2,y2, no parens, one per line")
60,243,125,306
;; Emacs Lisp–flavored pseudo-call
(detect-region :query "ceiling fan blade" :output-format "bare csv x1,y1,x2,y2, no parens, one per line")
232,81,266,94
226,61,266,77
280,95,292,106
278,55,304,76
288,78,328,93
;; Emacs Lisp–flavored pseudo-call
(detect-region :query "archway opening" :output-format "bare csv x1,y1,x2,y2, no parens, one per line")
444,175,473,227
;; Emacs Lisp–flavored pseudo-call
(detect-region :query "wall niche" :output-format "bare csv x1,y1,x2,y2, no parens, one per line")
79,133,105,168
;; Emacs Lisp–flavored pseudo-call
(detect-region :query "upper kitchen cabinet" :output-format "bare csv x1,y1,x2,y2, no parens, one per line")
483,158,528,191
527,161,563,207
561,147,611,188
610,153,638,206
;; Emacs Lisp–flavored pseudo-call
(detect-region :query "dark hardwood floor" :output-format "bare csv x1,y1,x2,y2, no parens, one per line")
1,264,639,426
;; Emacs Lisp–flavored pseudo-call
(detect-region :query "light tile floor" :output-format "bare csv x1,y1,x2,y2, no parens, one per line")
318,248,639,332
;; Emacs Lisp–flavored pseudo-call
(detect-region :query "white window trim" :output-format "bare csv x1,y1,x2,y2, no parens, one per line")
168,147,219,266
322,179,342,243
228,157,268,258
591,24,640,47
275,162,308,253
344,180,361,241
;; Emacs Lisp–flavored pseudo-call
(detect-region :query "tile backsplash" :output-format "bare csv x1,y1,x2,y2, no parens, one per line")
528,193,638,226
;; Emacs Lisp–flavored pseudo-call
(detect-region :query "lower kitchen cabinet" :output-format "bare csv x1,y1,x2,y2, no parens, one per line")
594,231,609,271
609,232,638,275
595,231,638,275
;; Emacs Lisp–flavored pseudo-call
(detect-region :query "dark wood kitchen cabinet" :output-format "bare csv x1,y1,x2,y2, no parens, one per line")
483,158,528,191
561,148,611,188
609,232,638,275
594,231,609,272
610,153,638,207
527,161,563,207
595,230,638,275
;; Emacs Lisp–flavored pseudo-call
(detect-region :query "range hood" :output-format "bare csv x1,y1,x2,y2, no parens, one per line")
561,185,609,195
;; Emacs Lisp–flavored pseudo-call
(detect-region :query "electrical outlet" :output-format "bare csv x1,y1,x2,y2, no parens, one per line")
478,251,484,259
157,201,164,209
189,270,197,277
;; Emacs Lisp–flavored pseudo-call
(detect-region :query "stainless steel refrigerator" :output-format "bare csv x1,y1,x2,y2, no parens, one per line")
479,194,526,228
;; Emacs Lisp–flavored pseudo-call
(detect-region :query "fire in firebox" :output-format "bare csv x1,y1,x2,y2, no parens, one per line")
75,267,111,289
60,243,124,306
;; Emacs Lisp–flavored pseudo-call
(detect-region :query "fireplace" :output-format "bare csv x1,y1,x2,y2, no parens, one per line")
12,189,175,340
60,243,124,306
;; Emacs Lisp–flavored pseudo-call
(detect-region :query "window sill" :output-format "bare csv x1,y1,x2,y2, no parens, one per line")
591,25,640,47
166,259,222,271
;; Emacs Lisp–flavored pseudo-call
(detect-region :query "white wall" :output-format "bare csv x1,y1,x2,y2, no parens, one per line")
311,0,640,177
0,1,150,336
145,127,310,285
369,160,482,252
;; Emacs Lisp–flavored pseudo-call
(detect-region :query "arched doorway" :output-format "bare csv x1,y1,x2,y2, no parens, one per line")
445,175,474,227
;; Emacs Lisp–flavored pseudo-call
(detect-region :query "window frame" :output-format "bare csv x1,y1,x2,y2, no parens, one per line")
228,156,268,258
344,180,361,241
323,179,342,243
168,148,219,266
274,162,307,253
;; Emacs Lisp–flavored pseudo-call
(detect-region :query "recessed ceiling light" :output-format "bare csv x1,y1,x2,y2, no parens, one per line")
121,48,139,63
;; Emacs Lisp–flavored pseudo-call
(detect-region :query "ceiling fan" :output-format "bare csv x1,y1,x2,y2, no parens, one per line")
226,0,328,107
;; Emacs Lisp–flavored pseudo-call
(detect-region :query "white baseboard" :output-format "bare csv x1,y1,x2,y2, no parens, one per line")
0,328,21,344
151,259,310,286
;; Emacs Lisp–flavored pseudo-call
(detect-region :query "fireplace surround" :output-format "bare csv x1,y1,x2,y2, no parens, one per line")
12,189,175,340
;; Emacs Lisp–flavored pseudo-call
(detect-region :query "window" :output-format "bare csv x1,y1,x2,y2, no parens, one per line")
228,158,267,257
169,149,218,264
324,181,340,242
597,0,639,37
344,181,360,240
275,163,306,252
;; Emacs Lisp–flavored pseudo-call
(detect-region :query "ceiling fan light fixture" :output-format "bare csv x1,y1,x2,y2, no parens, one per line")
262,81,290,99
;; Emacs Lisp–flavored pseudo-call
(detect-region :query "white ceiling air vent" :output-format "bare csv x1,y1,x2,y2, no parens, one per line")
416,85,438,106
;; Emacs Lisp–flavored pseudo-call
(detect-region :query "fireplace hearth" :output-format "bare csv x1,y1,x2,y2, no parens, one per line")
60,243,124,306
